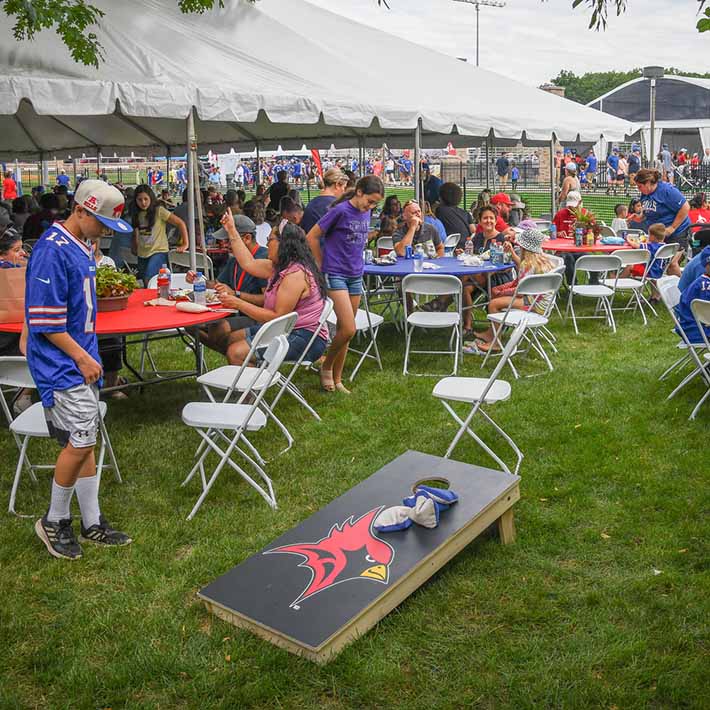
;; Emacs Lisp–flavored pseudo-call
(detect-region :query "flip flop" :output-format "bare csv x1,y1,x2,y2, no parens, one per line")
334,381,351,395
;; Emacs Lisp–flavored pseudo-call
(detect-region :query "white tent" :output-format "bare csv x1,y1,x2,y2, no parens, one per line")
0,0,632,158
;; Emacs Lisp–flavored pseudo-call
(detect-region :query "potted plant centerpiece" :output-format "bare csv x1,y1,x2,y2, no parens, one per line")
95,266,138,312
570,206,601,245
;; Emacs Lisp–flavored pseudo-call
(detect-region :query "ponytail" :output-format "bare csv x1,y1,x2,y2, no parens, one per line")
332,175,385,206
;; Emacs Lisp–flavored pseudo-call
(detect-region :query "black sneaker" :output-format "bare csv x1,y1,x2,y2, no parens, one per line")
35,516,83,560
80,515,133,546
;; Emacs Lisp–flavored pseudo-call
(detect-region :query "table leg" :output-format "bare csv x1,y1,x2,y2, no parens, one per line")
497,508,516,545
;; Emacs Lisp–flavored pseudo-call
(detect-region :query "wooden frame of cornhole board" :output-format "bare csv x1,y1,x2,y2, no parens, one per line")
198,450,520,664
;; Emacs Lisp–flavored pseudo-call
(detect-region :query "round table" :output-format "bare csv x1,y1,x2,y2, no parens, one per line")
363,256,513,279
0,289,227,391
542,238,631,254
0,289,226,335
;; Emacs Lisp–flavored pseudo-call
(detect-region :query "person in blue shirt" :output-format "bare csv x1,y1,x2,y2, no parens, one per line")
675,252,710,343
585,150,597,188
510,162,519,191
634,167,690,274
22,179,133,560
399,157,413,186
423,168,442,205
606,149,619,194
679,244,710,292
56,169,71,190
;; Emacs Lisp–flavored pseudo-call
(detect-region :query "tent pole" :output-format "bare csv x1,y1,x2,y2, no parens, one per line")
187,110,197,273
72,157,77,188
166,147,171,194
96,146,101,180
549,138,556,218
255,142,261,189
414,118,422,203
485,137,490,190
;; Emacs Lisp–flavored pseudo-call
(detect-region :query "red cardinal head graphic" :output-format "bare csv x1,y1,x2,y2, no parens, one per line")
265,507,395,608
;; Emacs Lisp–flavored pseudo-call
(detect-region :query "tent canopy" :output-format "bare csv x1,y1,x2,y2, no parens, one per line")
0,0,632,158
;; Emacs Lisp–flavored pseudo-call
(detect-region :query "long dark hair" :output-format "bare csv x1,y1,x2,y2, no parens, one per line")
333,175,385,207
270,223,327,298
131,184,158,230
0,226,21,258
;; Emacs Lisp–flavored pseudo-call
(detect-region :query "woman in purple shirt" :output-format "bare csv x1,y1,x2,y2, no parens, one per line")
307,176,384,393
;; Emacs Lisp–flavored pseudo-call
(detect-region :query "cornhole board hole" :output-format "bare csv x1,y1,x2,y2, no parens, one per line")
198,450,520,664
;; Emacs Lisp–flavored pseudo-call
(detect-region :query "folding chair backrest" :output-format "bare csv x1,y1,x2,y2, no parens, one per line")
261,335,291,378
444,233,460,249
599,225,616,238
402,274,462,297
376,237,393,253
169,250,214,280
612,248,649,267
545,254,565,270
515,272,563,297
657,275,681,312
0,356,35,426
649,243,679,277
534,220,551,231
575,255,622,274
147,273,192,290
691,299,710,348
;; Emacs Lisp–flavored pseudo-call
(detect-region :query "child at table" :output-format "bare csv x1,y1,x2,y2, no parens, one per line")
611,204,628,234
625,223,680,296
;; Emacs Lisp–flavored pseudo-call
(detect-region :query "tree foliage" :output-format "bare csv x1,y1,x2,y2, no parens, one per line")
550,68,710,105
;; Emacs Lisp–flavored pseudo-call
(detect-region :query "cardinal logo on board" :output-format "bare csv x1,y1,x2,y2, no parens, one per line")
264,507,394,609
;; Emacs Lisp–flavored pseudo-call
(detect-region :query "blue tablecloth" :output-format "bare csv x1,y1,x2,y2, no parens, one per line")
363,256,512,278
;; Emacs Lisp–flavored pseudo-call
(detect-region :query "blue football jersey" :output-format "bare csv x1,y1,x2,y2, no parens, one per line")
25,222,102,406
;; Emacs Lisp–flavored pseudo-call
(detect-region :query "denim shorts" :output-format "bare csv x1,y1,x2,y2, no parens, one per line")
324,273,363,296
245,326,328,363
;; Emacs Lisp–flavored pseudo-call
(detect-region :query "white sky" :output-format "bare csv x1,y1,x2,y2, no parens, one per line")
306,0,709,89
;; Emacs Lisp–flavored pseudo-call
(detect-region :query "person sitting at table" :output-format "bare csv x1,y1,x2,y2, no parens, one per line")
465,228,554,354
625,223,680,299
23,193,61,240
275,196,304,240
435,182,475,250
186,214,268,355
675,251,710,343
243,199,272,248
157,189,175,210
380,194,402,224
627,197,648,232
267,170,290,214
423,201,447,244
392,200,444,258
552,190,585,238
217,215,329,367
477,193,515,239
131,184,188,285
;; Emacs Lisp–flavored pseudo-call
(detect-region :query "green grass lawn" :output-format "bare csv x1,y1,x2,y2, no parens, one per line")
1,303,708,709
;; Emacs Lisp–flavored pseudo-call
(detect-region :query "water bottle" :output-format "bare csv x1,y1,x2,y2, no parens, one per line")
205,226,215,247
549,223,557,240
157,264,170,299
414,246,424,273
574,227,584,247
193,270,207,305
464,237,474,256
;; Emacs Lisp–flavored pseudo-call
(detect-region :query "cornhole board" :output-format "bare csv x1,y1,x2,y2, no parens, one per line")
198,450,520,664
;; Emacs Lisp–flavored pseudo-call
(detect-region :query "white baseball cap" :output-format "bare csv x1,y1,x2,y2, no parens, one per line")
74,179,132,233
566,191,582,208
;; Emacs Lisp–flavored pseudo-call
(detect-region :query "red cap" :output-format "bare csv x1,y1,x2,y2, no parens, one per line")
490,193,512,206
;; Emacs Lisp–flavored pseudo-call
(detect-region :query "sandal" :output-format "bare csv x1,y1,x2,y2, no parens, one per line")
320,368,335,392
334,381,351,395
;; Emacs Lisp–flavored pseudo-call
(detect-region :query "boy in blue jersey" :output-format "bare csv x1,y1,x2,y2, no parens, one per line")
21,180,133,560
675,252,710,343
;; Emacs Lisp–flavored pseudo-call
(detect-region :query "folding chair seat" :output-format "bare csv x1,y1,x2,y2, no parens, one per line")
402,274,462,376
565,255,622,334
433,318,528,474
197,312,298,457
604,248,653,325
181,335,290,520
481,272,563,377
327,308,384,381
0,356,121,517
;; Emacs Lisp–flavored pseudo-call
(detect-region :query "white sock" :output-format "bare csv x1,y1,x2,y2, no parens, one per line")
46,480,75,523
74,476,102,529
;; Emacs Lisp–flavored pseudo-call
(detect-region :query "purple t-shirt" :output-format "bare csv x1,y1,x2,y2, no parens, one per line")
317,200,370,278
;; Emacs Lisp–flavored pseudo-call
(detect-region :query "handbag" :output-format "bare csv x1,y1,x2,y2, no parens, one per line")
0,266,26,323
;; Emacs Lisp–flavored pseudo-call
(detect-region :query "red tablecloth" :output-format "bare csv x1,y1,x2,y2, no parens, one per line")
0,289,226,335
542,238,631,254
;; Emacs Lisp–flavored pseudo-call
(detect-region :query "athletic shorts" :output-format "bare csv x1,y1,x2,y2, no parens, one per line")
44,384,100,449
325,273,364,296
665,230,689,250
245,326,327,363
607,169,616,182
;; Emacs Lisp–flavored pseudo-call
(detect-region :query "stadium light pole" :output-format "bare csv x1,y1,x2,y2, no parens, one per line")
643,66,664,167
453,0,506,67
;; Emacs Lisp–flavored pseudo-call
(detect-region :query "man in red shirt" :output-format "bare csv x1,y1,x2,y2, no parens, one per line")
2,171,18,201
553,190,585,238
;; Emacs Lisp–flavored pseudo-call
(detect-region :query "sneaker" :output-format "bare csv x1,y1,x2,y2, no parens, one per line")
80,515,133,546
35,516,83,560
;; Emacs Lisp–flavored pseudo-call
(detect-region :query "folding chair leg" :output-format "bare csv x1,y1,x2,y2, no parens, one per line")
8,435,30,516
659,353,690,381
479,409,524,475
667,366,703,400
689,387,710,420
99,418,122,483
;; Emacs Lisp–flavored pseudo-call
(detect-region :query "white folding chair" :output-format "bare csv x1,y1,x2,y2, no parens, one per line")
376,236,393,254
433,318,528,474
645,242,680,298
481,272,563,378
605,248,653,324
181,335,290,520
534,220,551,232
327,307,384,381
197,312,298,458
402,274,462,376
0,357,121,517
444,233,461,251
169,249,214,281
146,273,192,290
368,244,402,327
599,225,617,238
565,255,622,334
688,299,710,419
